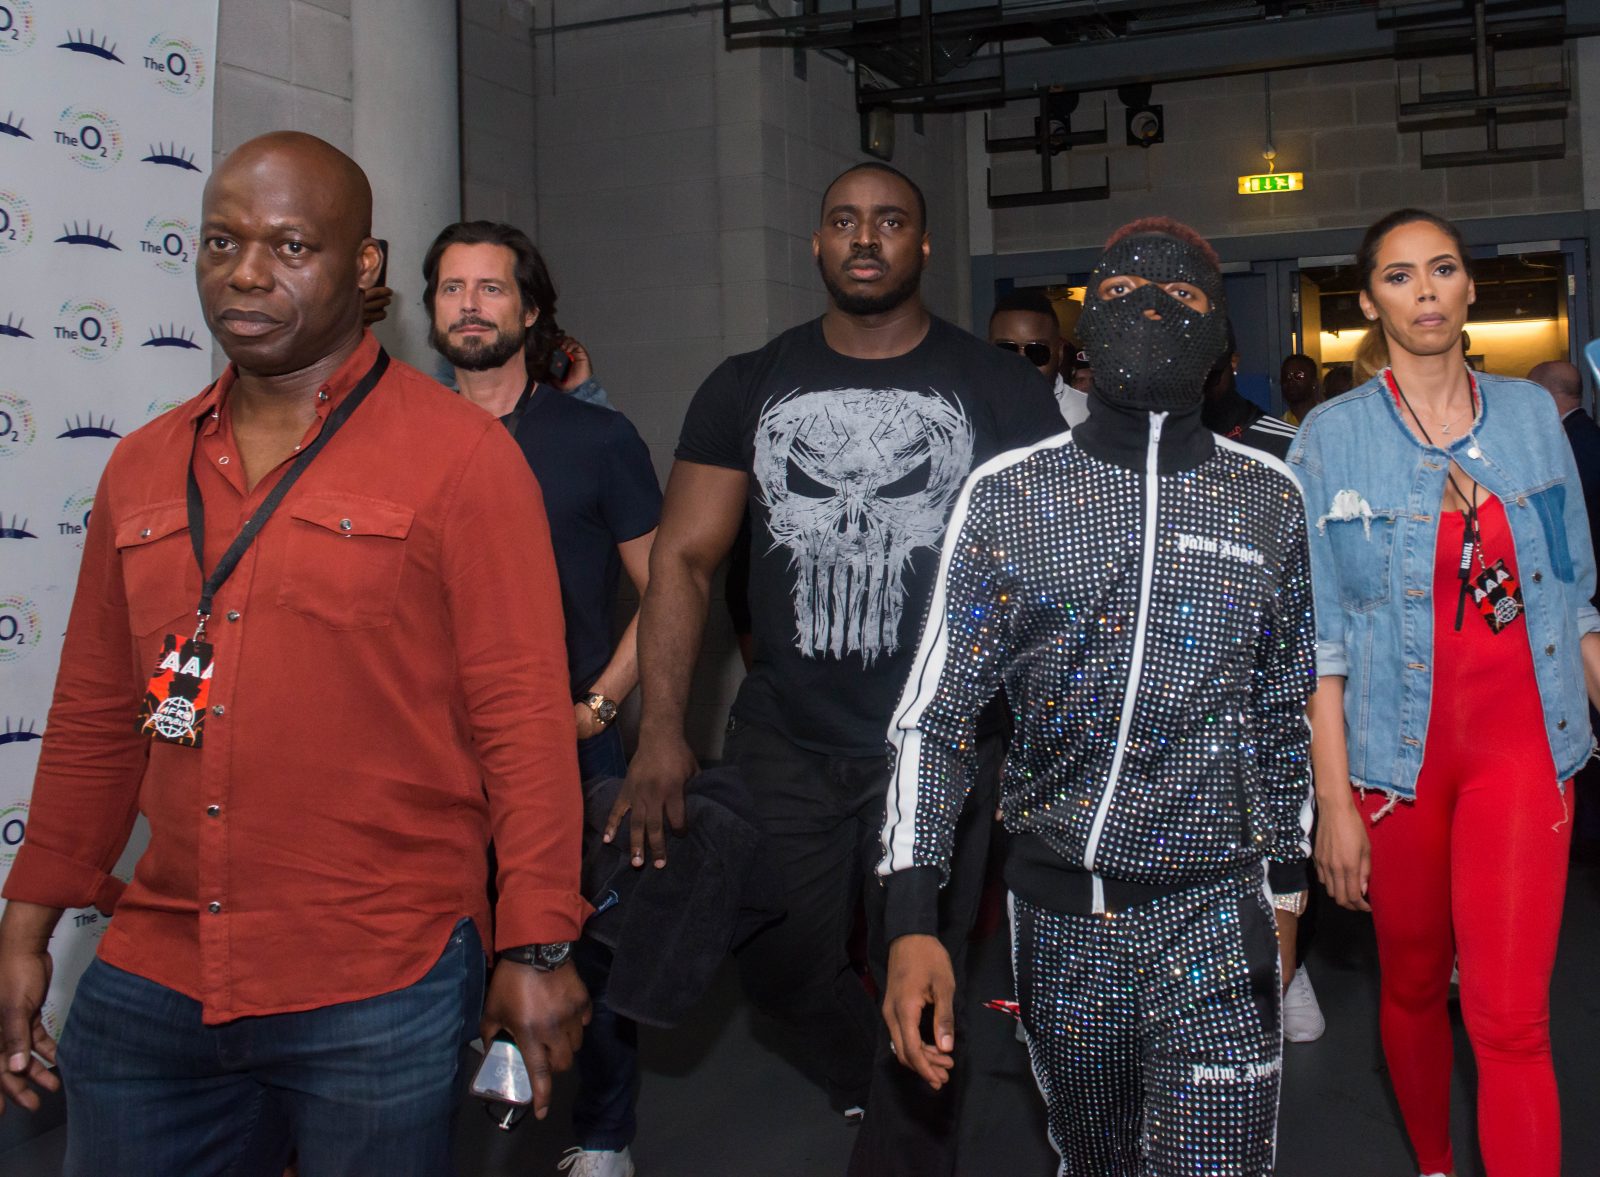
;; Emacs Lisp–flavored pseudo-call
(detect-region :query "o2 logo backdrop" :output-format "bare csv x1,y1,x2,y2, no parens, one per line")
1,0,218,1039
142,215,198,274
0,2,35,56
0,391,37,458
0,189,33,254
146,32,207,96
54,105,124,171
0,594,42,663
59,488,94,547
0,800,26,871
146,394,189,421
56,297,122,360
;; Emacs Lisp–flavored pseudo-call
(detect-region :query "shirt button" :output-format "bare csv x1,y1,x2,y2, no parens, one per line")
1517,496,1527,507
339,518,353,531
218,455,230,465
318,390,329,402
206,805,220,817
1546,644,1556,656
208,901,222,914
227,610,241,622
140,528,151,538
1532,571,1543,583
211,704,225,717
1559,718,1569,730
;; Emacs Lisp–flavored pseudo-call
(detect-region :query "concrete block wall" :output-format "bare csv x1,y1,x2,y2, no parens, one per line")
214,0,354,166
987,50,1581,255
757,47,971,334
460,0,537,230
475,5,970,755
502,5,761,755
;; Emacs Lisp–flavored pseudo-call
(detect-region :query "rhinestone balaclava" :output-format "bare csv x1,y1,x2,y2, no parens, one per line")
1078,232,1228,411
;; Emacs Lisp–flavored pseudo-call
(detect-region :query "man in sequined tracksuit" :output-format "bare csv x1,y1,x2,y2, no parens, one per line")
875,219,1316,1177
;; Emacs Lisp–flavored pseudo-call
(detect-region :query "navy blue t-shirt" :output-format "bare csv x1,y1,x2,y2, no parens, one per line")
508,385,661,696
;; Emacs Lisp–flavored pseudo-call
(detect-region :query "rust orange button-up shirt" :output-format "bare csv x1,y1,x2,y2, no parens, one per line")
3,333,588,1023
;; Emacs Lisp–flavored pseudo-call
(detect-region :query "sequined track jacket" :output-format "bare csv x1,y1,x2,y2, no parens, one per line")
877,410,1316,938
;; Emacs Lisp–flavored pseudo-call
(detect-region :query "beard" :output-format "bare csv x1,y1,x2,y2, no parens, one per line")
430,318,529,372
817,252,923,316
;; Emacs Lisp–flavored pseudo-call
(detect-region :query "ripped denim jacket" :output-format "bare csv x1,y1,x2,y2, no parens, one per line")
1288,370,1599,799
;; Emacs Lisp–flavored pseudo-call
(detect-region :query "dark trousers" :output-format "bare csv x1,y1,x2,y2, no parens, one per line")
572,724,637,1150
727,717,999,1177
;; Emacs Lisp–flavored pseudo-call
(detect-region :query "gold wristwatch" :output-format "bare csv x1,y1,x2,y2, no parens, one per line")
583,693,618,729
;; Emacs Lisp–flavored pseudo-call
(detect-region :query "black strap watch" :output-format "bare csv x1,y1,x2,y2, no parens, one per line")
499,942,573,971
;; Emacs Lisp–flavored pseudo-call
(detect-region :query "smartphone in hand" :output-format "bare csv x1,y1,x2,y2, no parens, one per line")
470,1032,533,1131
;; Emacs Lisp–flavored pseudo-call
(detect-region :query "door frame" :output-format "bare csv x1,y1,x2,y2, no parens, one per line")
974,210,1596,399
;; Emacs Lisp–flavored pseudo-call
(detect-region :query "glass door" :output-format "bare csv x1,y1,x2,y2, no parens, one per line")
1291,239,1588,399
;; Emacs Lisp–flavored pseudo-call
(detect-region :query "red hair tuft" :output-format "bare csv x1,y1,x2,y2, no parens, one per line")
1104,217,1220,272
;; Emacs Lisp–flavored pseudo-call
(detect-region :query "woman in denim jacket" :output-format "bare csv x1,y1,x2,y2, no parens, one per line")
1289,208,1600,1177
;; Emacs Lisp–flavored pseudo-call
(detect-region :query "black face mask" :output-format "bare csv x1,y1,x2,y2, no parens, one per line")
1079,234,1227,411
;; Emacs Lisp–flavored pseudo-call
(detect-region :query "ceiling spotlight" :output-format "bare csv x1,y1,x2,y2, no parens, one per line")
1119,84,1164,149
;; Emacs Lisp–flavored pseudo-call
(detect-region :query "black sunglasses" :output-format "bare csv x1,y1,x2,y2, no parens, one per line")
994,339,1053,367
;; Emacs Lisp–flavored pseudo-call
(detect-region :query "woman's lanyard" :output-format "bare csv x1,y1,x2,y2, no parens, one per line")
1387,369,1521,633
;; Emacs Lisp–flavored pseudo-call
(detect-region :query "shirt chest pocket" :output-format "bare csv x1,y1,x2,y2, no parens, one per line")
115,503,196,638
278,495,415,630
1320,508,1400,613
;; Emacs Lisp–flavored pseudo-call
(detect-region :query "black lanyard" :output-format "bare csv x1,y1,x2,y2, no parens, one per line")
1387,369,1481,630
185,348,390,636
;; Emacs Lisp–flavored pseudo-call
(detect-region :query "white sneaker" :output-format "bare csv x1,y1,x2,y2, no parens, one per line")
1282,967,1326,1043
557,1146,636,1177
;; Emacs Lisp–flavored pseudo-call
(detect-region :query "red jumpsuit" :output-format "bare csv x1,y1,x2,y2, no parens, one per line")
1358,494,1570,1177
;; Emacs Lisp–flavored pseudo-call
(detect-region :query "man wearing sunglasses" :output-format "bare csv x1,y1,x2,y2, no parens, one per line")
988,289,1083,428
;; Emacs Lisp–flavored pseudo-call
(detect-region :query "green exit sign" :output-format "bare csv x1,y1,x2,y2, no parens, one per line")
1238,172,1304,195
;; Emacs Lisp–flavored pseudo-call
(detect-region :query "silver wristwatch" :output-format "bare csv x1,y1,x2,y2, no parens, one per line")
499,942,573,971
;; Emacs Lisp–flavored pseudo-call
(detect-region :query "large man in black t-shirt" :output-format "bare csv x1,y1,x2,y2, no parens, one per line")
606,163,1061,1175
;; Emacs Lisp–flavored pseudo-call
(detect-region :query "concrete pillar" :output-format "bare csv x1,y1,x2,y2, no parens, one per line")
1574,38,1600,361
351,0,460,371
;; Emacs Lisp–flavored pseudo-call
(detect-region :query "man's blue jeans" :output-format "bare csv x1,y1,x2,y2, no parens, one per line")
57,918,485,1177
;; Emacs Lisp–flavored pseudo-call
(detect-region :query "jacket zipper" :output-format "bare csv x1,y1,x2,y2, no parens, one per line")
1082,412,1165,908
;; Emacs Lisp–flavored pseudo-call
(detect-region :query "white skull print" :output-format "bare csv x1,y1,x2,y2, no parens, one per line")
753,387,975,664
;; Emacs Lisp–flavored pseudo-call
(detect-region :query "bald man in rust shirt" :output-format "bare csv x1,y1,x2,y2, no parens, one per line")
0,132,588,1176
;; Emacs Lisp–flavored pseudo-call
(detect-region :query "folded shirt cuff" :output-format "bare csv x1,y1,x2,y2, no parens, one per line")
1,842,125,915
882,867,941,942
492,888,593,951
1314,638,1348,679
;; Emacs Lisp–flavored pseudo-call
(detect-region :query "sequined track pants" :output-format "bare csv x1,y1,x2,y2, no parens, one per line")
1009,876,1282,1177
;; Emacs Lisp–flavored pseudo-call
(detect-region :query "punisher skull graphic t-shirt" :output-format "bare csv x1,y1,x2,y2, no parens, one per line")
677,315,1062,754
